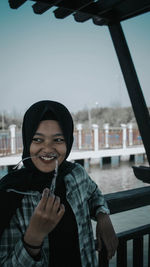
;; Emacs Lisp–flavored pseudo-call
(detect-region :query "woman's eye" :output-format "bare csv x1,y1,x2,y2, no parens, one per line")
54,138,65,143
32,138,43,143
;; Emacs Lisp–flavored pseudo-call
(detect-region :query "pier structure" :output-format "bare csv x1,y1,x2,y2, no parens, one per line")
0,123,143,155
0,123,145,168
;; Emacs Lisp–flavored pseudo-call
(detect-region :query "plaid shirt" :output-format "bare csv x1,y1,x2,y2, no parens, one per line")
0,163,109,267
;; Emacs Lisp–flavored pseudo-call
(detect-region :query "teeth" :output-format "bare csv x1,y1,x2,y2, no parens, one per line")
41,156,55,161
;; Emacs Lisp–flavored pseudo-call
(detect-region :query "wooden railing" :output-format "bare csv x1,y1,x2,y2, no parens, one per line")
98,224,150,267
97,186,150,267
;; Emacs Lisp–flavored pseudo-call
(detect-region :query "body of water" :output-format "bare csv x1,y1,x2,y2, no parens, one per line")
0,166,8,179
0,159,149,191
89,159,149,194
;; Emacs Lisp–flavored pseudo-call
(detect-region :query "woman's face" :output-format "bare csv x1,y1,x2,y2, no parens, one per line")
30,120,67,173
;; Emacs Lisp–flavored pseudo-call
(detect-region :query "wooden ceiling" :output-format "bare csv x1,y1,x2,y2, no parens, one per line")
9,0,150,25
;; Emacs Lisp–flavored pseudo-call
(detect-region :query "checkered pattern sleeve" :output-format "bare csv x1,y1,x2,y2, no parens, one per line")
73,163,110,219
0,195,48,267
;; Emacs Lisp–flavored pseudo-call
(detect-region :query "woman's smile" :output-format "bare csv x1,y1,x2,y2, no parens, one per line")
40,155,56,161
30,120,67,173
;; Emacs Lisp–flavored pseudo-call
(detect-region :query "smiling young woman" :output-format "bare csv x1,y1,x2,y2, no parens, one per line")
0,100,118,267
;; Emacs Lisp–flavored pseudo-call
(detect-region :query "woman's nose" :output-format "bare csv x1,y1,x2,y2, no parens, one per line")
43,140,56,151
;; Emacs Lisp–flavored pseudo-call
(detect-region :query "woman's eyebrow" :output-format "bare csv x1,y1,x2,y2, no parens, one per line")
34,132,64,137
53,133,64,137
34,132,44,137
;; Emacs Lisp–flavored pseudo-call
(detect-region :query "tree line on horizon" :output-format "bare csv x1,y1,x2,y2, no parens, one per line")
72,107,138,129
0,106,149,130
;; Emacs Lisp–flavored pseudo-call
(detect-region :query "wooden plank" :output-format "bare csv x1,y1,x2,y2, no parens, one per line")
105,186,150,214
96,225,150,266
108,22,150,165
117,224,150,241
54,7,73,19
32,1,60,14
98,244,109,267
148,234,150,267
117,240,127,267
133,237,143,267
31,0,150,22
9,0,27,9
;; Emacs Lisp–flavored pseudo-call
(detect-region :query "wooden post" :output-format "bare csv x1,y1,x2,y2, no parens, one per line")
104,123,109,148
92,124,99,151
121,124,127,149
9,124,16,154
128,123,133,146
76,123,82,149
109,23,150,165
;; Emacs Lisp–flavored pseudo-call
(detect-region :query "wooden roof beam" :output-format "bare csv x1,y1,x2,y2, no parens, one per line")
73,11,92,22
54,7,73,19
9,0,27,9
32,0,61,14
53,0,95,19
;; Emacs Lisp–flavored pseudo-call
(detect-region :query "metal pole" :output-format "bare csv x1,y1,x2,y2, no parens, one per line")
108,22,150,165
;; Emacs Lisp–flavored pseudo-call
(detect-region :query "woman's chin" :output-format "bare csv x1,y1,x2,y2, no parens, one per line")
37,166,55,173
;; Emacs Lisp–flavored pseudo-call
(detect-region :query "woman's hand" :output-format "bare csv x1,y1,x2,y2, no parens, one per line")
24,188,65,246
96,213,118,260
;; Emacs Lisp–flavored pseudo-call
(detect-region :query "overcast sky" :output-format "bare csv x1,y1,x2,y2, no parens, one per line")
0,1,150,114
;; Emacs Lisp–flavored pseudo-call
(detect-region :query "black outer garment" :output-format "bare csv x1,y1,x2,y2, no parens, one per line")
0,100,82,266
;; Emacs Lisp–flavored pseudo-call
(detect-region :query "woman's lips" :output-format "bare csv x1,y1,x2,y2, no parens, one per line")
39,154,58,164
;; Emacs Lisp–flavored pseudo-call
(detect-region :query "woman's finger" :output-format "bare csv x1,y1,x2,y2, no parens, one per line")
46,195,60,213
97,237,102,252
57,204,65,218
107,246,116,260
36,188,50,210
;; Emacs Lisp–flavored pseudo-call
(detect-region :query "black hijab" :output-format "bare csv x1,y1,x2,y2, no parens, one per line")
22,100,74,169
0,100,75,192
